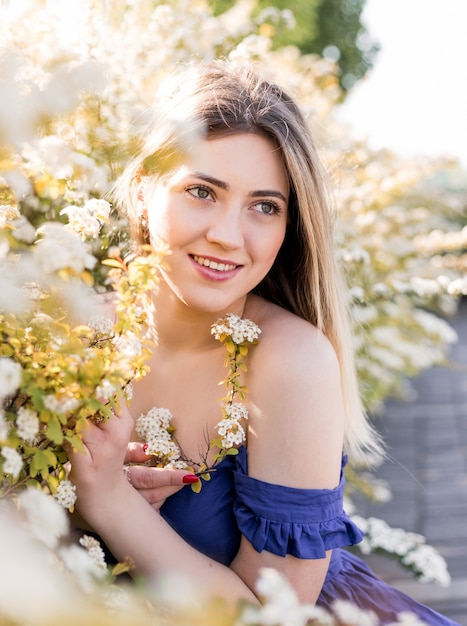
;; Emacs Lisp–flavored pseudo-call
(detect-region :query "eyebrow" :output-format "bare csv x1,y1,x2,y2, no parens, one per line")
192,171,288,204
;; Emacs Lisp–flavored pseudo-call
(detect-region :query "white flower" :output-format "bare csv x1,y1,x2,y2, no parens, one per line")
59,544,104,593
216,402,248,448
87,315,114,337
31,312,55,327
54,479,77,510
0,358,22,400
402,544,451,587
223,401,248,421
61,204,102,239
16,406,40,443
79,535,107,573
19,488,69,549
43,392,80,414
114,331,143,359
146,438,182,463
95,379,116,402
332,599,378,626
135,407,186,464
34,222,96,273
216,417,246,448
136,407,173,442
84,198,111,222
0,204,21,224
242,567,332,626
211,313,261,345
352,515,451,586
10,215,36,243
1,446,23,478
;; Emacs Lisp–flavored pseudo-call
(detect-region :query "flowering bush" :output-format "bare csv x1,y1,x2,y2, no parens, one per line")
0,202,165,509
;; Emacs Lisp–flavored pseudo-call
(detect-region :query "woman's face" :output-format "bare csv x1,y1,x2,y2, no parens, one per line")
142,133,289,315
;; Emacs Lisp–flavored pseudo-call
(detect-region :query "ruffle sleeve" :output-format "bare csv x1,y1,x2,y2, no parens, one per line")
233,447,363,559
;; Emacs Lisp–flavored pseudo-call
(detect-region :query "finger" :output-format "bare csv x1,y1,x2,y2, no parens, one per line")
125,442,151,464
99,405,134,445
127,465,199,490
138,485,185,506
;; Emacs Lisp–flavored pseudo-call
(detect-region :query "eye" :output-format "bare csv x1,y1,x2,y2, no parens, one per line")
186,185,213,200
252,201,281,216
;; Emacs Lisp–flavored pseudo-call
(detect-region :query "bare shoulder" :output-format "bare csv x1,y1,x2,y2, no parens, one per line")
245,296,338,381
244,296,344,489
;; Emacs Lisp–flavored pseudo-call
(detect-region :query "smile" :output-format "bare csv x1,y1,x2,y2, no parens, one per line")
192,255,238,272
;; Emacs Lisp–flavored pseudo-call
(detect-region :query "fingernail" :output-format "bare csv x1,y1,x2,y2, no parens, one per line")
142,443,149,454
182,474,199,484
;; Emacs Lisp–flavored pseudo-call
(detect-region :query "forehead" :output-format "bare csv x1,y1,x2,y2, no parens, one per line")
170,133,289,194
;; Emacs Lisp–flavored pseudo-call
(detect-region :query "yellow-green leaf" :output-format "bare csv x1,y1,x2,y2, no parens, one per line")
191,480,202,493
101,258,127,270
47,415,64,444
65,433,85,453
30,450,53,474
112,562,131,577
225,340,235,354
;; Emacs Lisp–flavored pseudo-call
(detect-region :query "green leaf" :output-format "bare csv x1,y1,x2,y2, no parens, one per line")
47,415,64,444
65,433,85,453
30,450,53,475
226,448,239,456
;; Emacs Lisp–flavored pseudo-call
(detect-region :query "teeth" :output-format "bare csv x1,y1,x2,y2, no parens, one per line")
193,256,236,272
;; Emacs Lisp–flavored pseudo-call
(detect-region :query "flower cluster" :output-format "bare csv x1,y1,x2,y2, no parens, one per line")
352,515,451,587
216,402,249,449
211,312,262,345
135,407,188,470
241,566,429,626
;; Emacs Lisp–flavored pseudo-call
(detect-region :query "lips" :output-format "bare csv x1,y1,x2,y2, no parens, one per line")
192,255,238,272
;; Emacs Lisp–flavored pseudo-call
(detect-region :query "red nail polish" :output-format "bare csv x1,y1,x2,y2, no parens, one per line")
143,443,149,454
182,474,199,484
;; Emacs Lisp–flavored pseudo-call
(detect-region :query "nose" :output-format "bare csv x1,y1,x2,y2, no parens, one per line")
205,206,244,250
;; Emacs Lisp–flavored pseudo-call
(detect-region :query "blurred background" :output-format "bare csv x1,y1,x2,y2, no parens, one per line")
339,0,467,173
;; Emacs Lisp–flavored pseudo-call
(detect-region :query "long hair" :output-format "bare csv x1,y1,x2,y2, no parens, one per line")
114,60,383,464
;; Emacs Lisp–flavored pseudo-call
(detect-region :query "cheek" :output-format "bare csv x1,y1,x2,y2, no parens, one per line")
266,225,287,261
148,213,168,243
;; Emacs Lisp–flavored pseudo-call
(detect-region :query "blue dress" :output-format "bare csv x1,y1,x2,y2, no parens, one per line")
160,447,460,626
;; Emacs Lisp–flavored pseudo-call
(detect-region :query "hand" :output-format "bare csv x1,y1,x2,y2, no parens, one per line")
124,442,199,510
68,402,135,521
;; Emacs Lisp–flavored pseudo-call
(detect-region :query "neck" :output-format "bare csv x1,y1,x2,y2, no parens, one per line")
145,287,248,352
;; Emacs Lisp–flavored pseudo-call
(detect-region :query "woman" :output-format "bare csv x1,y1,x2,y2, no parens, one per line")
70,61,459,625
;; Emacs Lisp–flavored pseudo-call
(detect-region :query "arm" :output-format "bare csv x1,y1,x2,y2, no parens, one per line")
69,314,345,605
230,312,345,603
68,405,258,605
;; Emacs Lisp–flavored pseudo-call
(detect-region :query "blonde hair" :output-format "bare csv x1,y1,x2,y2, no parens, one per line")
114,60,383,465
